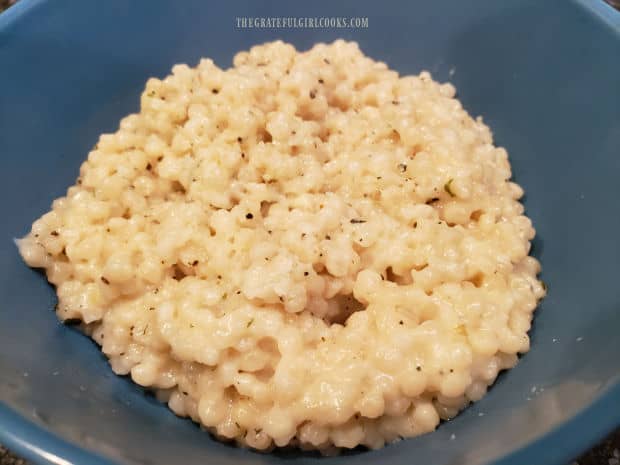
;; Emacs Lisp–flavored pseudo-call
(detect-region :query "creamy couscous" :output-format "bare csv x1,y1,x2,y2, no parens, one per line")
18,40,545,452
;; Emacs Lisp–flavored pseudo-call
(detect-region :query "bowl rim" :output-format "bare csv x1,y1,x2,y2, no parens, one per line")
0,0,619,464
1,381,619,465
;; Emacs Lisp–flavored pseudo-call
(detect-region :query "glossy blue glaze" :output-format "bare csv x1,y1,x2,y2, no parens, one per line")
1,1,619,464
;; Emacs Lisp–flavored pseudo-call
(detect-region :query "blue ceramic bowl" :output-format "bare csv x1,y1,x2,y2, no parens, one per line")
1,1,619,464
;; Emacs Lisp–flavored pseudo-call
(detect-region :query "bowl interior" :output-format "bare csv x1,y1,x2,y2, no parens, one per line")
1,1,619,465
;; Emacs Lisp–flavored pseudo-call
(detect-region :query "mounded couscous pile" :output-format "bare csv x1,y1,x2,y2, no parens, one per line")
18,40,545,452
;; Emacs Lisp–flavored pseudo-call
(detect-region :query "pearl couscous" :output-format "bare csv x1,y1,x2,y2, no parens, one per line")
18,40,545,452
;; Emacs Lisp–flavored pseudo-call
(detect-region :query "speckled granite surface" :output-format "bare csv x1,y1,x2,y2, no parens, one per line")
0,1,618,464
0,0,16,13
0,446,27,465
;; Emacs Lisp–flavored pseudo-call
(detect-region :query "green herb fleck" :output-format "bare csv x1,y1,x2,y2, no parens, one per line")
444,178,456,197
247,318,254,328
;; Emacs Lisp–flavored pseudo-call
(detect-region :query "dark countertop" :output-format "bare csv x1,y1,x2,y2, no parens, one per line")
0,1,618,464
0,0,16,13
0,446,27,465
